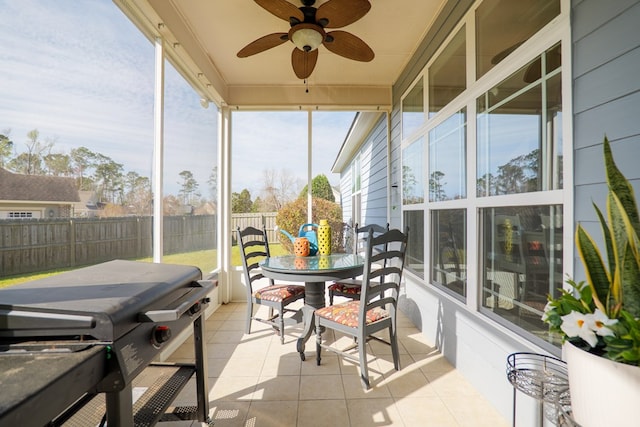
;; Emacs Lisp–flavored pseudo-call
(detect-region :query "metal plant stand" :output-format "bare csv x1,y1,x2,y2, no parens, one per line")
506,352,572,426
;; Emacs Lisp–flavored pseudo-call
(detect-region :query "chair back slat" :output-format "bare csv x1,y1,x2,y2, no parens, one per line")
237,225,274,298
359,226,409,324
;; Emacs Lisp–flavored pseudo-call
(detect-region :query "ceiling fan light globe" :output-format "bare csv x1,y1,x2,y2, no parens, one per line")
290,25,324,52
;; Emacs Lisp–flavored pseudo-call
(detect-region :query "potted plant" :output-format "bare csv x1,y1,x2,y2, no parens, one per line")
543,136,640,426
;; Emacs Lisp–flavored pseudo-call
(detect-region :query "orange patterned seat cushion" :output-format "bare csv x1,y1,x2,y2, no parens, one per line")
315,301,389,328
254,284,305,302
328,282,362,295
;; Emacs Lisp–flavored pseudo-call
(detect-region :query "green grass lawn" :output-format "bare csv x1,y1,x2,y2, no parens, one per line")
0,243,289,288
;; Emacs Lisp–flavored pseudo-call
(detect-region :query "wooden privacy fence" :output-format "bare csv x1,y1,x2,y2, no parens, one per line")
231,212,278,243
0,215,216,277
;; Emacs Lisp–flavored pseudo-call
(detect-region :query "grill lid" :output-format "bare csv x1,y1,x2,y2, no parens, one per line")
0,260,204,341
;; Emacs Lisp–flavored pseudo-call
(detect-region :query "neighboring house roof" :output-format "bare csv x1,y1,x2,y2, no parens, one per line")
0,168,80,202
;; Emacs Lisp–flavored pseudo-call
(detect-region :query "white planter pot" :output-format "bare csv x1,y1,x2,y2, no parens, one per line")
564,341,640,427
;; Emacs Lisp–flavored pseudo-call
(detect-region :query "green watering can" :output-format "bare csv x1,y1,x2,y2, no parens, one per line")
277,223,319,256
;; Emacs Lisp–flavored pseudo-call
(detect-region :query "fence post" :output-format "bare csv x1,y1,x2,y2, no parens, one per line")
69,218,76,267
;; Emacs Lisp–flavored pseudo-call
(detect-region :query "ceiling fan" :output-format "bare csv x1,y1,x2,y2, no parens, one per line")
237,0,374,79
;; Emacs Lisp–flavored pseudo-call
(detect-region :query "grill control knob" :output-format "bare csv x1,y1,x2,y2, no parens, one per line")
152,325,172,346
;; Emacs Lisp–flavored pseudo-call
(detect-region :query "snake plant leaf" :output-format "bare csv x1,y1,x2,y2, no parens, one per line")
576,224,609,314
621,242,640,318
594,202,615,275
604,136,640,236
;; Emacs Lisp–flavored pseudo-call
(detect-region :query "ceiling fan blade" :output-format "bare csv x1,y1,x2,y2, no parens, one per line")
255,0,304,23
316,0,371,28
237,33,288,58
291,47,318,79
323,30,374,62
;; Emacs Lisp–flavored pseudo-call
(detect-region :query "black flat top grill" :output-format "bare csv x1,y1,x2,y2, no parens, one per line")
0,260,212,427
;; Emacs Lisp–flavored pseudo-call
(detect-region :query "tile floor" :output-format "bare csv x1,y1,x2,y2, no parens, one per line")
166,301,508,427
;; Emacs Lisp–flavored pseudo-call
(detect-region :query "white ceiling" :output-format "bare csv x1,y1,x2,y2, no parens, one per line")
123,0,447,108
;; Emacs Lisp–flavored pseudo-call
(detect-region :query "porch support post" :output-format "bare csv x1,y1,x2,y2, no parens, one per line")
307,110,313,223
152,37,164,263
220,106,232,303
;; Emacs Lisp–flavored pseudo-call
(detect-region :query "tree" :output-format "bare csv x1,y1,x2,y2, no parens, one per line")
0,131,13,168
21,129,53,175
70,146,97,191
43,152,72,176
124,171,152,215
207,166,217,202
299,174,335,202
232,189,253,213
178,170,200,204
429,170,446,201
258,168,303,212
93,153,124,203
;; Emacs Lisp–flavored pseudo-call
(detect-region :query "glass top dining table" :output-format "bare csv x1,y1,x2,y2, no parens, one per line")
260,253,364,360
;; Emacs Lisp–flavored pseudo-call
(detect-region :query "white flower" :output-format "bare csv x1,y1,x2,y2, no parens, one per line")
541,301,554,322
560,311,598,347
587,309,618,337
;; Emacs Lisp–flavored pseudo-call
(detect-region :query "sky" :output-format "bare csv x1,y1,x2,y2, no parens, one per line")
0,0,354,197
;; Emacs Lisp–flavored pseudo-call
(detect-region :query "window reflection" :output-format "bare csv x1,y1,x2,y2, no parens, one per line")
402,138,425,204
429,109,466,201
431,209,466,299
402,77,424,137
476,0,560,79
477,44,562,197
403,210,424,278
429,26,466,117
481,205,563,346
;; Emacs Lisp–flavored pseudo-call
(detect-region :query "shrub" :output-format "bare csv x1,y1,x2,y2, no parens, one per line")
276,197,345,253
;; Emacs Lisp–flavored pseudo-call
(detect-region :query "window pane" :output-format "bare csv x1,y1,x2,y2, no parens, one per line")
402,138,424,204
429,26,466,117
480,205,563,346
403,210,424,278
402,77,424,137
163,63,218,274
429,109,467,201
476,0,560,79
477,45,562,197
431,209,466,298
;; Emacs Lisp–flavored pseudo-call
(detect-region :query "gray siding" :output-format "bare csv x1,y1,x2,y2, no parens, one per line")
572,0,640,236
360,116,388,227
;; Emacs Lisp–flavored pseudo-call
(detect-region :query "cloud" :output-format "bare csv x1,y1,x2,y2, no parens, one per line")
0,0,354,198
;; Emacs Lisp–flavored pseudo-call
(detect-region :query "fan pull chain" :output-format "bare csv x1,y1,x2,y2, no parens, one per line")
304,79,309,93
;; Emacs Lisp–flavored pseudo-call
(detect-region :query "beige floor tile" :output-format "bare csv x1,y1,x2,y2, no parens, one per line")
374,352,413,376
253,375,301,401
346,398,405,427
208,329,246,344
369,335,408,355
208,376,259,401
219,319,247,331
301,352,341,375
208,401,250,427
161,303,506,427
205,343,240,359
299,374,345,400
297,399,350,427
342,373,391,399
210,356,264,378
424,370,481,398
415,353,455,374
260,354,302,376
440,396,509,427
383,369,437,398
245,400,298,427
399,334,437,354
395,397,460,427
